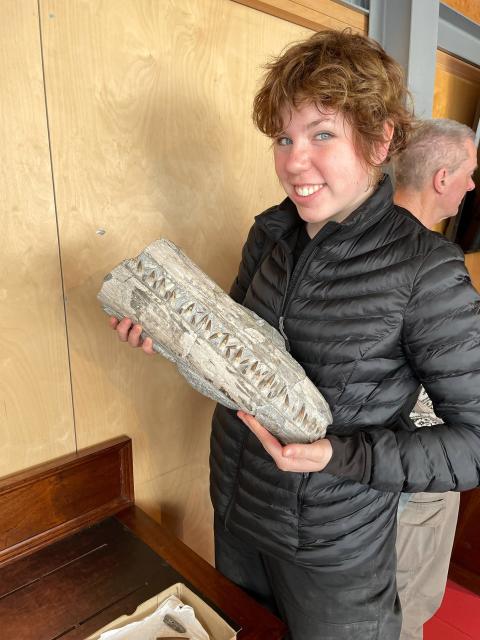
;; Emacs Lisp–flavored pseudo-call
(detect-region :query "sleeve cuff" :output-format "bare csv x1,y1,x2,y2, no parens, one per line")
323,433,372,484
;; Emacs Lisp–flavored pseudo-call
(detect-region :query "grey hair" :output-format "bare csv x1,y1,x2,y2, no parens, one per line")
393,118,475,190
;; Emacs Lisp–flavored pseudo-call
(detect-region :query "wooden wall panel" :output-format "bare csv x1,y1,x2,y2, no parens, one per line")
40,0,311,562
232,0,367,33
433,50,480,123
465,253,480,291
442,0,480,24
0,0,75,476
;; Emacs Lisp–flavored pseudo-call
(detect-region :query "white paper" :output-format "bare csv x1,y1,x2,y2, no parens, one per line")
98,594,210,639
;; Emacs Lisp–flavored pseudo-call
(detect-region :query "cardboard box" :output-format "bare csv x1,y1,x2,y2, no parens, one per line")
87,582,238,639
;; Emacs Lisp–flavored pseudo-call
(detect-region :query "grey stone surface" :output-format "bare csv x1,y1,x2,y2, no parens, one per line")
98,239,332,443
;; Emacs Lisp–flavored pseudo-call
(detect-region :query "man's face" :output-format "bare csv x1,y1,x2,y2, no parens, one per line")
441,138,477,219
273,103,375,236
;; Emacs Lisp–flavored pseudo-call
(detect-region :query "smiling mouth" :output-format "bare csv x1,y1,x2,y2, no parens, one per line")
294,184,324,197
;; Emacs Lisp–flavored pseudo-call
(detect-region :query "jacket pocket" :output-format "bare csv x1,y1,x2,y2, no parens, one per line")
399,493,446,526
396,493,446,569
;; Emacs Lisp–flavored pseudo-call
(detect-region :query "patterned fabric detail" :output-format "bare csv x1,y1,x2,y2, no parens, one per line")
409,386,444,428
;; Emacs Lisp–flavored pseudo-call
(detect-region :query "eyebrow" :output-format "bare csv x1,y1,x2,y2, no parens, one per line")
306,117,335,129
278,114,336,136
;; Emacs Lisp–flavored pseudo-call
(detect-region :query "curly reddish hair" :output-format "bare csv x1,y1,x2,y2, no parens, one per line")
253,29,416,167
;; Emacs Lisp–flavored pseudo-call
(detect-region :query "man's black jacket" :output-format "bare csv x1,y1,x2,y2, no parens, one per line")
210,177,480,568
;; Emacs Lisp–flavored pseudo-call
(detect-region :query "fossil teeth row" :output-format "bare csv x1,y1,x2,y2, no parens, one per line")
98,239,332,443
132,261,290,401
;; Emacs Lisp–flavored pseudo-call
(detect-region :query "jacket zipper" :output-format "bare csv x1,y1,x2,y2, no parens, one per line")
297,472,309,542
278,224,338,345
277,238,311,352
225,229,319,528
277,226,337,523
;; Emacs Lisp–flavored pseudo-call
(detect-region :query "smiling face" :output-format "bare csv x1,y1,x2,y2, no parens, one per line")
273,103,378,236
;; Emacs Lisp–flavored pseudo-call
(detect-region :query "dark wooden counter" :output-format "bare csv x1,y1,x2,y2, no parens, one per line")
450,488,480,596
0,436,286,639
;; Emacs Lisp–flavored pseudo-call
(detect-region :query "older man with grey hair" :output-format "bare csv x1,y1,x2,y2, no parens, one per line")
393,118,477,640
394,118,476,226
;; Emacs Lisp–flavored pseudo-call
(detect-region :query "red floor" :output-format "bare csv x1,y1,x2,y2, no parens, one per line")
424,580,480,640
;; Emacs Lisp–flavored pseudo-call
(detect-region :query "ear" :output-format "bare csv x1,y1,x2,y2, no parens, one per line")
375,120,395,164
433,168,448,194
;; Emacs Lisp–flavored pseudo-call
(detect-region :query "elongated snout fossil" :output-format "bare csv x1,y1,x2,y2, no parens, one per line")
98,239,331,443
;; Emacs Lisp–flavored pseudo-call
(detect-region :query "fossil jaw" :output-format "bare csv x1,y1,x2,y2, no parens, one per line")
98,239,332,444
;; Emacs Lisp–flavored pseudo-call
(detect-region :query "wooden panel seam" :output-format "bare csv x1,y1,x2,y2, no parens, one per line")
442,0,480,26
230,0,367,33
437,49,480,84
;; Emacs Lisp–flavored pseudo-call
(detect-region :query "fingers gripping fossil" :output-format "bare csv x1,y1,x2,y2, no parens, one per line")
98,239,332,443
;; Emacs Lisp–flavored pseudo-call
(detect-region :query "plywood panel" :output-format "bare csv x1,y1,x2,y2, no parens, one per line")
465,253,480,291
442,0,480,24
40,0,311,561
0,0,75,476
136,461,214,563
433,51,480,122
232,0,367,33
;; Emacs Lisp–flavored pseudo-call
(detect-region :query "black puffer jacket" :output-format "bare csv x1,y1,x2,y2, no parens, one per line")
210,177,480,568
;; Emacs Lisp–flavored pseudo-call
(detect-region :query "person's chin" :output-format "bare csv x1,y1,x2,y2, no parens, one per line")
295,200,328,222
440,211,458,221
297,209,329,225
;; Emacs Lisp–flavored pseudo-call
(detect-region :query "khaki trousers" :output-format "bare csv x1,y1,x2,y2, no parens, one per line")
396,491,460,640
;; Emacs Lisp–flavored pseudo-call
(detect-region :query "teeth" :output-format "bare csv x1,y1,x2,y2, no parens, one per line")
295,184,322,197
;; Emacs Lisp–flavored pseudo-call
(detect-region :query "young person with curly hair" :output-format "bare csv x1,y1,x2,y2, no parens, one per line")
112,30,480,640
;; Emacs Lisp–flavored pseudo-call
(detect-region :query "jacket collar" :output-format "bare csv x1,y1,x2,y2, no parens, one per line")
255,175,395,243
254,197,301,241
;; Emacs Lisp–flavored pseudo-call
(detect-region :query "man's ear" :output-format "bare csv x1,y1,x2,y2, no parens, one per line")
433,167,448,193
375,120,395,164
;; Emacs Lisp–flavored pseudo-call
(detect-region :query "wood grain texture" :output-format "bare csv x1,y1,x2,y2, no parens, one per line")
0,0,75,476
450,488,480,596
117,506,287,639
433,51,480,123
0,514,285,639
135,461,215,563
436,50,480,85
0,518,198,640
465,253,480,291
442,0,480,24
0,436,133,566
39,0,311,561
231,0,367,33
0,441,284,638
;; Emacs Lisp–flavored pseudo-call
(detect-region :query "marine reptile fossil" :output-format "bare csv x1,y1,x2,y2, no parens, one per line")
98,239,331,443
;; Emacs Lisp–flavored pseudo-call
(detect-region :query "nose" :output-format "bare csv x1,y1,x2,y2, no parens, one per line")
285,143,311,173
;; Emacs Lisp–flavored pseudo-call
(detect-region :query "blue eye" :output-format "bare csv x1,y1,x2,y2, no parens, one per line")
315,132,332,141
276,136,292,146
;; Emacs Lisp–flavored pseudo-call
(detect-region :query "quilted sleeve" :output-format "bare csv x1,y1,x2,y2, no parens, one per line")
325,243,480,492
366,243,480,492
